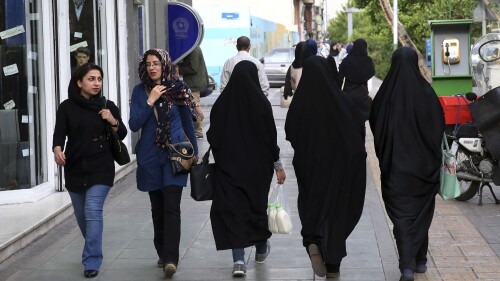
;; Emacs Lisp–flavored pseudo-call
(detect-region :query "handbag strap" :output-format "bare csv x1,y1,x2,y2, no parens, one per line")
442,133,450,152
201,147,212,164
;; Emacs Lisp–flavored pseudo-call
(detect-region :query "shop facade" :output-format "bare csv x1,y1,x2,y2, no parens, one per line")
0,0,167,204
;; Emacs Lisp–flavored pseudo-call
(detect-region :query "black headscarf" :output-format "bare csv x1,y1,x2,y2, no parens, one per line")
207,60,280,250
369,47,444,270
285,56,367,265
329,42,339,57
339,38,375,84
292,42,306,68
138,49,196,146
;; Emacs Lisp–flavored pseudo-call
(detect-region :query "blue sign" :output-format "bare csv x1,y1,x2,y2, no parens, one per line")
222,13,239,20
167,2,204,63
426,38,432,67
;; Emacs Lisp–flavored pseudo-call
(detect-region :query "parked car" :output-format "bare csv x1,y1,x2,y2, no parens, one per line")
201,75,217,97
259,47,295,87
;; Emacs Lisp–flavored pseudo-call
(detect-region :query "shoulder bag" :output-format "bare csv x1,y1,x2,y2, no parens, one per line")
104,99,130,166
439,133,461,200
189,147,215,201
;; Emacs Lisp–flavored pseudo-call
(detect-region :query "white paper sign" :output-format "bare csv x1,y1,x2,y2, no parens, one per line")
21,115,29,123
28,51,38,60
29,13,40,21
0,25,25,40
70,41,88,52
3,100,15,110
28,86,38,94
74,32,83,38
22,149,30,157
3,64,19,76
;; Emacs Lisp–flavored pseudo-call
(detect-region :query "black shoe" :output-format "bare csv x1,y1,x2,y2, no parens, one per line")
157,258,164,268
399,269,414,281
84,270,98,278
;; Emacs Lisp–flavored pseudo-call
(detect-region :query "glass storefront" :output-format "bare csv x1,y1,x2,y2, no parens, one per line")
0,0,46,191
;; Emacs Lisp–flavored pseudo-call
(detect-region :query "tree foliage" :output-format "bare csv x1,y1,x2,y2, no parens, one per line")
327,0,480,79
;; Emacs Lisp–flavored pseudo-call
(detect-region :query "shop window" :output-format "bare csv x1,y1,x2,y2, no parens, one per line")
0,0,46,191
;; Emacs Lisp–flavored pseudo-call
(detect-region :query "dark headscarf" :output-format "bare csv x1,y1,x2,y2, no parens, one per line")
138,49,196,146
292,42,306,68
339,38,375,84
207,60,279,250
68,65,106,113
285,56,367,265
305,38,318,56
330,42,339,57
369,47,444,270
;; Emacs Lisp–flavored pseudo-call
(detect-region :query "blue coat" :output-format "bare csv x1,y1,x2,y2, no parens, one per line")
129,84,198,191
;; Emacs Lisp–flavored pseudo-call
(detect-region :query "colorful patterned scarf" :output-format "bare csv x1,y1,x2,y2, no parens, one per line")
138,49,197,146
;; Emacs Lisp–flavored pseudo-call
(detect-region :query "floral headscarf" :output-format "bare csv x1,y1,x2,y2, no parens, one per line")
138,48,197,146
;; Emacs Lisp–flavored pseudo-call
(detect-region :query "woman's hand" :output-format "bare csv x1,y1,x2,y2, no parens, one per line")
53,146,66,166
98,109,117,126
195,106,204,121
147,85,166,106
276,169,286,184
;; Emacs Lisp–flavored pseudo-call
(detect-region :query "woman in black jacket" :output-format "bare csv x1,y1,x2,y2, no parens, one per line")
53,63,127,278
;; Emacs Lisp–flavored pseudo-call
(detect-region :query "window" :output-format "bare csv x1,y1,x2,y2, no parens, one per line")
0,0,46,191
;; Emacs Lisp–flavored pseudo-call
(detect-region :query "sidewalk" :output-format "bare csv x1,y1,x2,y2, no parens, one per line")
2,81,500,280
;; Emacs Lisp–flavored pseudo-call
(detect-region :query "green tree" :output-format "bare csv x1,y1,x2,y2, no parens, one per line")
329,0,480,79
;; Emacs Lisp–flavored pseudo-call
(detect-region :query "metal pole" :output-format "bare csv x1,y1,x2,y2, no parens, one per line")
393,0,398,51
481,0,487,35
347,12,353,40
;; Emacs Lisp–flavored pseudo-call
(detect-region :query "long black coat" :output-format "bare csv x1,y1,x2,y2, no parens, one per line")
207,61,280,250
369,47,444,270
285,56,367,265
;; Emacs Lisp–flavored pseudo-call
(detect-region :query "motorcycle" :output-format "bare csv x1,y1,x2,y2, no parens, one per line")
447,34,500,205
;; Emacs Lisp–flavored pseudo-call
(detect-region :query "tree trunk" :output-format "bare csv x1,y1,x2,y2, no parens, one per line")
379,0,432,83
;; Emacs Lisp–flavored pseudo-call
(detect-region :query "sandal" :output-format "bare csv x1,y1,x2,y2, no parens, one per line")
308,244,327,277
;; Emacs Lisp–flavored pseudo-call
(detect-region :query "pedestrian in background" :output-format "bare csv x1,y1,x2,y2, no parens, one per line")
369,47,445,281
327,42,343,89
177,46,208,139
53,63,127,279
207,60,286,277
290,41,316,91
285,56,367,279
339,38,375,138
220,36,270,96
129,48,198,279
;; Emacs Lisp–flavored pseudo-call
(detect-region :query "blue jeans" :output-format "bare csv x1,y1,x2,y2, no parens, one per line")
69,184,111,271
232,240,268,262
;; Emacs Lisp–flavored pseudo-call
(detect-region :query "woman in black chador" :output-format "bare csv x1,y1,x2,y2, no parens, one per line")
207,60,285,277
285,56,366,279
339,38,375,123
369,47,444,281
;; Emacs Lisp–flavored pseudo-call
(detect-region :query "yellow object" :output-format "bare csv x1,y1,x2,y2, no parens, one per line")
442,38,460,64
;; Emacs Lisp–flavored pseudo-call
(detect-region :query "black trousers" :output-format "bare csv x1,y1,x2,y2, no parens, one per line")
148,185,183,264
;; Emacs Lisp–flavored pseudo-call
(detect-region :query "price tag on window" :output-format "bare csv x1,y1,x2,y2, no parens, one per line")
74,32,83,38
3,100,15,110
22,149,30,157
3,64,19,76
70,41,88,52
0,25,25,39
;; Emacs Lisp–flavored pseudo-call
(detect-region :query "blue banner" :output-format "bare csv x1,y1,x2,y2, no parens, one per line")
167,2,204,63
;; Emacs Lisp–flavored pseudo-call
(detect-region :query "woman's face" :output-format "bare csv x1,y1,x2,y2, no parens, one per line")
77,69,102,99
146,54,162,83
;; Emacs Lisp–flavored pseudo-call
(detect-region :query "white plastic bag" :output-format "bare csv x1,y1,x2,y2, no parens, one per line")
267,184,293,234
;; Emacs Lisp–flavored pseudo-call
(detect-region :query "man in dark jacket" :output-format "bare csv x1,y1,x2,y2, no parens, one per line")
178,46,209,139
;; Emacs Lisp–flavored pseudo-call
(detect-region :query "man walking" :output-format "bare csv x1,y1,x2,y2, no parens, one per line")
178,46,208,139
220,36,270,96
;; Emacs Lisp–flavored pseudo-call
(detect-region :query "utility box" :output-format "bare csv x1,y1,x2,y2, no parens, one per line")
429,19,473,97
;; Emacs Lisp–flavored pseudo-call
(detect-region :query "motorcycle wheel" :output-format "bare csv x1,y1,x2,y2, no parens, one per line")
454,147,481,201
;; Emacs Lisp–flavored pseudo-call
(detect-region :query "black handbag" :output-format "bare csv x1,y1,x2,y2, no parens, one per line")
190,147,215,201
107,125,131,166
167,141,195,175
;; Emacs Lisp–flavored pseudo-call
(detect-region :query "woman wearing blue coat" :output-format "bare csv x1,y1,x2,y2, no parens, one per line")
129,48,198,278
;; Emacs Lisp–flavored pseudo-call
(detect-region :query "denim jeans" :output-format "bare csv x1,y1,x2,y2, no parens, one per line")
232,240,268,262
69,184,111,271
